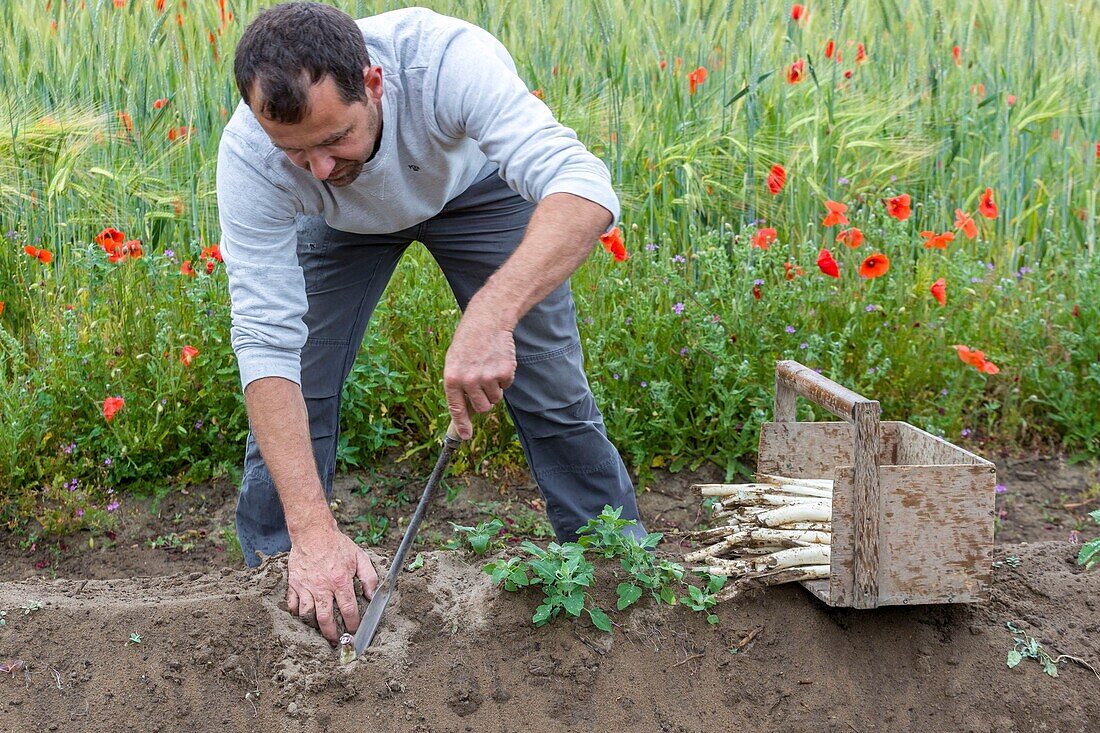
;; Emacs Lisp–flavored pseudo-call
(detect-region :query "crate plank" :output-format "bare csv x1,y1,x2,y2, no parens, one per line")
758,422,899,476
891,422,992,467
851,402,883,608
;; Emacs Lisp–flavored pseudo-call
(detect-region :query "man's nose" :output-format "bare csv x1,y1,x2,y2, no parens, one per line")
306,153,336,181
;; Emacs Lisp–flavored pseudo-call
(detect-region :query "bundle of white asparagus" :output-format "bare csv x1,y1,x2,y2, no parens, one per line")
686,473,833,602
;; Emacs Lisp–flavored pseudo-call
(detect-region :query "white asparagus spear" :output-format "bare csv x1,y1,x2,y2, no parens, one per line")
714,565,830,602
755,503,832,527
748,544,830,571
755,473,834,490
685,528,831,561
718,492,829,508
697,483,832,499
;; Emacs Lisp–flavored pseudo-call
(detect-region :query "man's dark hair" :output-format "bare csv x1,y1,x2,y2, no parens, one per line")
233,2,370,124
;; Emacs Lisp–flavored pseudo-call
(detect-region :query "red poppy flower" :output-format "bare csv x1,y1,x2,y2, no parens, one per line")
930,277,946,306
200,243,224,263
180,260,196,277
886,194,911,221
954,345,999,375
844,69,853,80
855,43,867,65
752,284,762,300
784,262,804,281
102,396,125,422
920,230,955,250
859,252,889,279
659,58,667,71
153,98,168,110
24,245,53,264
117,111,133,133
688,66,708,95
155,0,166,11
95,227,126,251
822,200,849,227
791,4,805,22
598,227,629,262
952,45,961,66
0,301,4,317
954,209,978,239
971,83,985,98
836,227,864,248
816,248,840,278
167,126,194,142
825,39,835,59
787,59,805,84
530,88,544,100
766,164,786,195
752,227,777,250
1006,94,1016,106
206,260,216,275
180,345,199,366
978,187,997,219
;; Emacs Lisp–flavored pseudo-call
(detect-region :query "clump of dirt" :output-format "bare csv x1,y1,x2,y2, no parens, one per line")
1,542,1098,733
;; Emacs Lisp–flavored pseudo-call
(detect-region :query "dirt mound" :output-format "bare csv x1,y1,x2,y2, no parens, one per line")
1,541,1097,733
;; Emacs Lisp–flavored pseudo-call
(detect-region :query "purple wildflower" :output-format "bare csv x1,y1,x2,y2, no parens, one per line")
961,428,972,438
994,484,1007,495
672,254,686,264
680,347,689,356
785,325,796,334
799,342,808,350
672,302,685,315
107,501,119,512
645,243,659,251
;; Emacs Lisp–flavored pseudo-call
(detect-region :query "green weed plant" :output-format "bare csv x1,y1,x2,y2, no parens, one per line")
483,505,726,632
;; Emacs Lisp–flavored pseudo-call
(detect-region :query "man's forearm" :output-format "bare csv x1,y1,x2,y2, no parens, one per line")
244,376,336,538
467,192,613,329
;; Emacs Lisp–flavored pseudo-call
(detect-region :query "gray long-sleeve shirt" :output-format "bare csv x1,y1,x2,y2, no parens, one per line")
216,7,619,391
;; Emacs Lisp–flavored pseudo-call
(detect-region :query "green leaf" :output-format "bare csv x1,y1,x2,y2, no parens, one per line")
1088,510,1100,524
616,582,642,610
1077,539,1100,569
1006,650,1023,668
588,606,612,633
563,592,585,617
1043,659,1059,677
532,604,553,626
407,553,424,571
706,574,728,593
659,586,678,605
707,613,720,625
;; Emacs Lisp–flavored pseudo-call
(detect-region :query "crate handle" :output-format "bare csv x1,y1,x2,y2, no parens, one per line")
773,359,877,424
773,360,883,609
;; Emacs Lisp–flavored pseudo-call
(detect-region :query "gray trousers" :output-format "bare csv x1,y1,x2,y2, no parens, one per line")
236,172,644,566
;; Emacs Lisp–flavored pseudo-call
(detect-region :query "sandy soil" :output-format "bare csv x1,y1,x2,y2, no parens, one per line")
1,455,1098,733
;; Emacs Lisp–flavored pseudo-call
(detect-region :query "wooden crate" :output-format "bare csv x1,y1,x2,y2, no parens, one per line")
757,360,996,608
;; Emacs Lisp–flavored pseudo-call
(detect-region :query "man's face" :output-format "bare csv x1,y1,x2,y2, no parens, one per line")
253,67,383,187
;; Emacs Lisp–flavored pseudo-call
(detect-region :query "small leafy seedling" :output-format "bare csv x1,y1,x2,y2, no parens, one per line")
1076,510,1100,571
680,574,727,624
450,519,504,555
407,553,425,571
21,600,43,615
1005,622,1060,677
127,632,143,645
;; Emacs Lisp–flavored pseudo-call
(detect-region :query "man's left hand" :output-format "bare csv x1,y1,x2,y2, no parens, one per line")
444,309,516,440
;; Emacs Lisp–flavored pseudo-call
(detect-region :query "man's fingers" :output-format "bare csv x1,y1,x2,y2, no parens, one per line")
287,586,301,616
298,590,318,630
315,595,339,644
357,550,379,599
464,386,494,414
334,586,360,635
445,384,472,440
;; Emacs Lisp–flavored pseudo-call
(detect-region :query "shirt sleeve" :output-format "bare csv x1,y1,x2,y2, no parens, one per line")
216,129,308,391
425,24,620,223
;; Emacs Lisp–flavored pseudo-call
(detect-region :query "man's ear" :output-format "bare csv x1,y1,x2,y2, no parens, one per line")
364,65,384,101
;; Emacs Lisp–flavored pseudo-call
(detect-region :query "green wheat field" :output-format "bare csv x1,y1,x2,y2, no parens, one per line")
1,0,1097,537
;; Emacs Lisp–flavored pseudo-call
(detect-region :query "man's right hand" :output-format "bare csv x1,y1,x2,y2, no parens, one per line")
286,525,379,644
